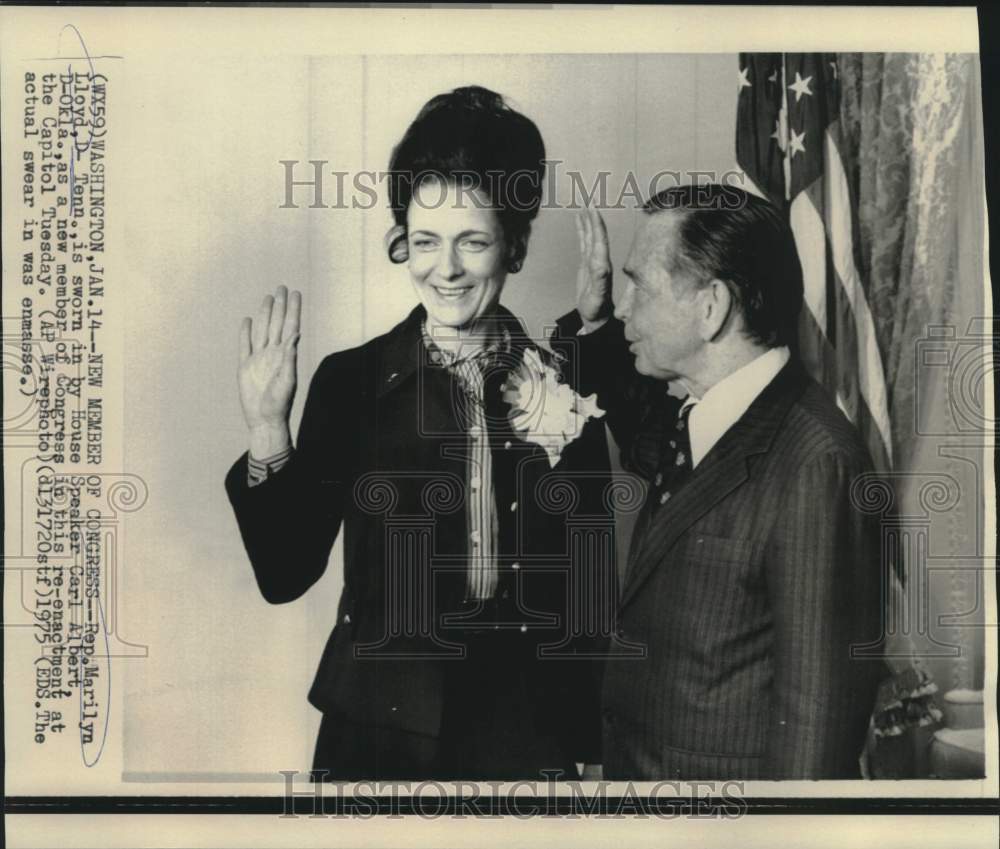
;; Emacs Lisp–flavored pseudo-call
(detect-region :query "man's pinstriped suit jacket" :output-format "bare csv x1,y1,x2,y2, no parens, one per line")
557,311,884,780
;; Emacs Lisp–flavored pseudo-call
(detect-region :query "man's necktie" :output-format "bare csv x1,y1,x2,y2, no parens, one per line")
626,401,696,568
649,400,695,514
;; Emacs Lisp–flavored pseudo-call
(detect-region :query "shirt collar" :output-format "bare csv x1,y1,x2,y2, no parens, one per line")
420,318,513,369
376,303,531,399
685,346,791,468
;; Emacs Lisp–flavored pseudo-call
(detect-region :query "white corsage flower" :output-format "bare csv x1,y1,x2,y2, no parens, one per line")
503,348,605,467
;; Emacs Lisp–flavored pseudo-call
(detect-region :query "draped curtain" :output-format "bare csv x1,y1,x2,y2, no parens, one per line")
836,53,987,775
840,52,986,469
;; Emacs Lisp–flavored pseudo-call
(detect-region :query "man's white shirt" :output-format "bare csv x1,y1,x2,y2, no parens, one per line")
683,346,790,468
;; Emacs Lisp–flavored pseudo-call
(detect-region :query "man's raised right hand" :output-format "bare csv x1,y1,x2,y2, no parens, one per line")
575,205,614,331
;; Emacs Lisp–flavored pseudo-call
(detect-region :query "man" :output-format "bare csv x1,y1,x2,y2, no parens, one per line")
557,184,883,779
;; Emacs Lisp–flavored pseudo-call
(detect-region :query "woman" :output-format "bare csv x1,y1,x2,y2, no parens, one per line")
225,86,614,780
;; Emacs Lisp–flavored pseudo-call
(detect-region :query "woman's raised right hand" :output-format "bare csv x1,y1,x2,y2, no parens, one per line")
238,285,301,457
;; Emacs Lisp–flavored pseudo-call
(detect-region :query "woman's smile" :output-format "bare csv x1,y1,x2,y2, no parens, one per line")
431,284,476,301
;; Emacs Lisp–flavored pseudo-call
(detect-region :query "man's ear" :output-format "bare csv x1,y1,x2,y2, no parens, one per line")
699,278,734,341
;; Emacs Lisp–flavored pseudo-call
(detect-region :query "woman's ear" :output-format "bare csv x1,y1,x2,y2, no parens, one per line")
506,228,531,274
385,223,409,264
699,278,735,342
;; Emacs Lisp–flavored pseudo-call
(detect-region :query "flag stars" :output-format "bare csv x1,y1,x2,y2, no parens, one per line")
829,60,838,80
788,128,807,158
767,69,779,84
738,67,751,90
788,71,814,102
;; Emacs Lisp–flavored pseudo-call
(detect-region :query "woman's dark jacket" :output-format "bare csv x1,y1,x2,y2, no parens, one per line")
225,304,615,775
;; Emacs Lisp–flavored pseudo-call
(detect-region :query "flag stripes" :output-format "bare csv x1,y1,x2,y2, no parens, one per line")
737,52,893,471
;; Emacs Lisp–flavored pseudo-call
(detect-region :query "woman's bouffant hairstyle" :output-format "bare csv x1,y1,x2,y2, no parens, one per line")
386,86,546,273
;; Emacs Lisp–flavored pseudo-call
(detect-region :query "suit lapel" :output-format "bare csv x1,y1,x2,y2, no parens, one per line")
619,360,808,610
621,440,750,608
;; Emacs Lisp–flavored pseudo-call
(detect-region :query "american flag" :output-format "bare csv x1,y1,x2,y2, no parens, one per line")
736,53,892,471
